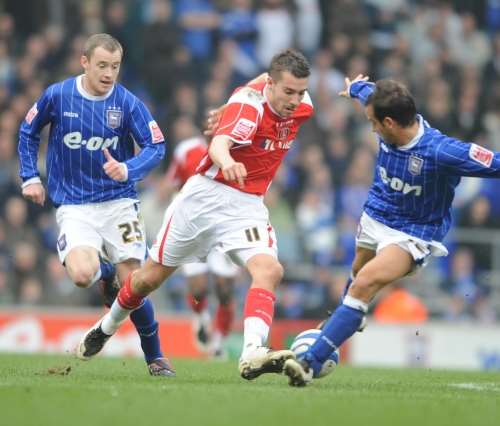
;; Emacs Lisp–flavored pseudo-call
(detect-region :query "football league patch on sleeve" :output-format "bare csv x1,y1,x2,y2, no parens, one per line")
231,118,256,141
25,103,38,125
469,143,493,167
149,120,164,143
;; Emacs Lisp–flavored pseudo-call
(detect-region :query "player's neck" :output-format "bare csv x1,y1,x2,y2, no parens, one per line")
396,121,420,147
81,75,111,97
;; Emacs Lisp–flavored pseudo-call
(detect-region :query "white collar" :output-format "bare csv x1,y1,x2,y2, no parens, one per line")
76,75,115,101
397,115,424,151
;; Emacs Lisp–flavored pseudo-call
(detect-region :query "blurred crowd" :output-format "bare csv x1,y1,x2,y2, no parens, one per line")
0,0,499,323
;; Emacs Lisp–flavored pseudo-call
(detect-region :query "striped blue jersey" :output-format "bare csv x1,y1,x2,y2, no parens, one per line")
350,81,500,242
18,75,166,206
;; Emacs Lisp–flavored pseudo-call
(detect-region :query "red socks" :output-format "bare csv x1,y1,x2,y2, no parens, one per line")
186,294,208,313
214,303,235,336
117,272,144,310
243,287,276,326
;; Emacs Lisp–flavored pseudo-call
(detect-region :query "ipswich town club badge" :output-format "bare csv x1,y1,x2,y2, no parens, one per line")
408,155,423,175
106,108,122,129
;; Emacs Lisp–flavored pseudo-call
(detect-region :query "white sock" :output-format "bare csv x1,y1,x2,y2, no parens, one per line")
241,317,269,359
101,300,132,335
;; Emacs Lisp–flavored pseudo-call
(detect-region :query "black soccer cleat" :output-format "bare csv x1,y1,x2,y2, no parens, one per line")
283,358,313,387
148,358,176,377
76,321,112,360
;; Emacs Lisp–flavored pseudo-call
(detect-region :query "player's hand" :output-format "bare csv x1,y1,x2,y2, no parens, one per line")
203,105,227,137
221,161,247,188
22,182,45,206
339,74,369,98
103,148,128,182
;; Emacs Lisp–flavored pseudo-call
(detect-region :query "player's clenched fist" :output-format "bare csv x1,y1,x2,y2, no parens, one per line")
221,162,247,188
103,148,128,182
22,182,45,205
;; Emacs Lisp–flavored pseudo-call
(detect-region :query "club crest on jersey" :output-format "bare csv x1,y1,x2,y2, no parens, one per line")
469,143,493,167
106,108,122,129
231,118,256,140
408,155,423,175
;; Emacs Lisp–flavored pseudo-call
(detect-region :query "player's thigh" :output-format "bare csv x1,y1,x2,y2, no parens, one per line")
64,246,100,286
353,244,414,293
351,246,376,276
149,193,212,267
101,200,147,264
55,205,103,265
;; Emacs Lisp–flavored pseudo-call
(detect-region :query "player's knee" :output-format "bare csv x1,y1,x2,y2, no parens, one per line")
71,268,95,288
259,261,284,288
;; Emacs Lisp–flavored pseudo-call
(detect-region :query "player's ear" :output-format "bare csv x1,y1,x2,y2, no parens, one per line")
80,55,89,70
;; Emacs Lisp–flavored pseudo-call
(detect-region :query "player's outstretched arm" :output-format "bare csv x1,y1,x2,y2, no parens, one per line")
209,135,247,188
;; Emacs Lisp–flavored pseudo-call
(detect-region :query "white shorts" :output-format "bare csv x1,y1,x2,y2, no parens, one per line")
149,174,278,268
181,249,240,278
55,198,147,264
356,212,448,270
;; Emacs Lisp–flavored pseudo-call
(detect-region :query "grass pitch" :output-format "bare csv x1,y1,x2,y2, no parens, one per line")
0,354,499,426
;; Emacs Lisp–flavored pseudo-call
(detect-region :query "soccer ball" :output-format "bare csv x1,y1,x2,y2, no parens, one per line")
290,329,339,378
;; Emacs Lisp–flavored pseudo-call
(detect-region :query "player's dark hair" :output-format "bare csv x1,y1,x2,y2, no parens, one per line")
83,33,123,59
269,49,310,80
366,79,417,127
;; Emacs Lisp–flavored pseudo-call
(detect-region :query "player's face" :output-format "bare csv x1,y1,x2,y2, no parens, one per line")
267,71,308,118
81,46,122,96
365,104,398,144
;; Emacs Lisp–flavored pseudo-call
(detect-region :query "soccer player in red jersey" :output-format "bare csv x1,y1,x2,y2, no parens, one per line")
77,49,313,380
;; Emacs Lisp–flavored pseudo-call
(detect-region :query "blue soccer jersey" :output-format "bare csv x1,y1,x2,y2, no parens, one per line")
18,75,166,206
350,81,500,242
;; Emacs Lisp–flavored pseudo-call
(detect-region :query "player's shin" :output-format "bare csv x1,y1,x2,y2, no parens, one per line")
309,295,368,370
241,287,275,357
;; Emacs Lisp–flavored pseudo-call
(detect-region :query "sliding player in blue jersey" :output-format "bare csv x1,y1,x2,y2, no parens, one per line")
18,33,174,377
284,74,500,386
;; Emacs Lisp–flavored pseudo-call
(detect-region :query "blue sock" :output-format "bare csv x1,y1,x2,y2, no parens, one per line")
130,298,164,363
310,303,365,364
99,258,115,282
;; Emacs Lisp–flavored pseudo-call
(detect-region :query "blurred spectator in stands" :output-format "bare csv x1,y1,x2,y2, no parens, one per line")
294,0,322,58
176,0,220,85
256,0,293,68
142,0,181,106
440,247,495,322
220,0,259,86
457,196,497,271
449,13,491,69
18,276,43,305
373,284,428,323
265,184,302,265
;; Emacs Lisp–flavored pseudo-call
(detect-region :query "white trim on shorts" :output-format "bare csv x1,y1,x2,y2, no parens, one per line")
356,212,448,271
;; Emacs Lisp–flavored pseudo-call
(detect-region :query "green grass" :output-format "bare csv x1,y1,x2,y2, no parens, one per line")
0,354,499,426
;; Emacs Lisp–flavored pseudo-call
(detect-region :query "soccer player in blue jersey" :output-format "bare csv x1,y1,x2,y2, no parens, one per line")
18,33,174,377
283,74,500,386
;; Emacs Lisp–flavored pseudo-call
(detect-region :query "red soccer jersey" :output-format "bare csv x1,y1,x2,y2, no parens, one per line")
196,82,314,195
166,136,208,187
